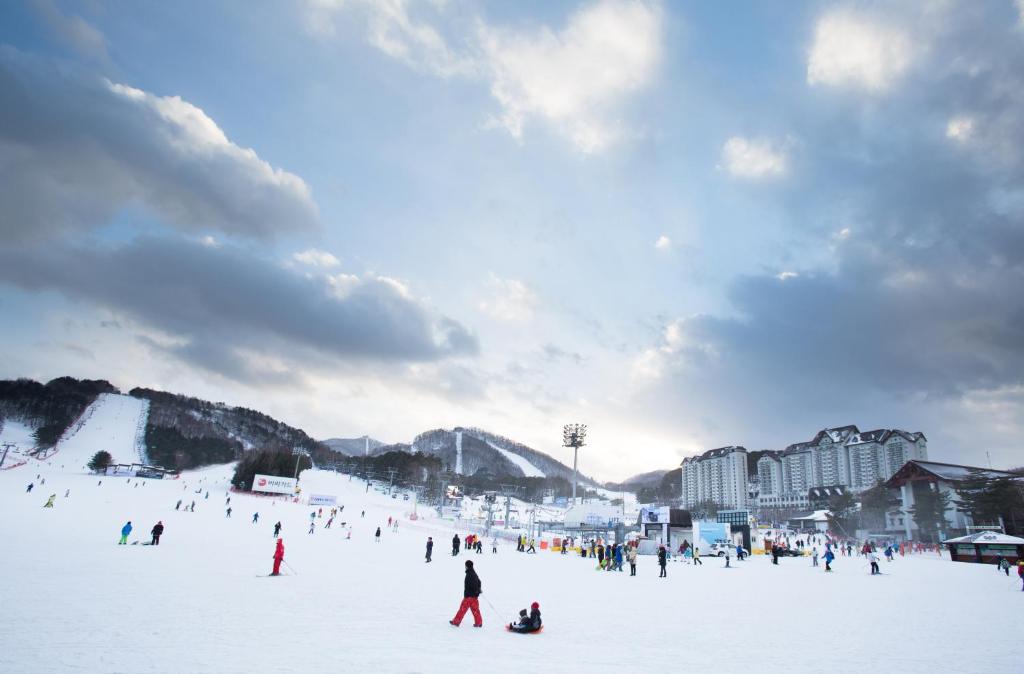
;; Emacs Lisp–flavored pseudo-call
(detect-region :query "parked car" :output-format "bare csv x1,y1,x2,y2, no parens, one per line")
708,542,750,557
772,546,803,557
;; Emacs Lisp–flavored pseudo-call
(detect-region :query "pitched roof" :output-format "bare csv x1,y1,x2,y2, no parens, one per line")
943,531,1024,545
886,460,1020,487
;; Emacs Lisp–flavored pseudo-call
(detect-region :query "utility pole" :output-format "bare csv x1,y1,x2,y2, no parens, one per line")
562,424,587,506
291,446,308,482
386,467,398,495
0,442,14,468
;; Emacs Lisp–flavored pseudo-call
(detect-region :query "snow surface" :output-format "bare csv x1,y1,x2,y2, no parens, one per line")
2,455,1023,671
51,393,148,469
0,419,36,468
486,441,545,478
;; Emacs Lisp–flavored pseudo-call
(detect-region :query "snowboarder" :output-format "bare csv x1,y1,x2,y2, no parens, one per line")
119,521,132,545
43,494,56,508
374,526,381,542
252,513,259,524
508,602,542,634
273,521,282,538
151,521,164,545
449,559,483,627
657,545,667,577
452,533,461,556
176,500,182,511
426,537,434,563
271,539,285,576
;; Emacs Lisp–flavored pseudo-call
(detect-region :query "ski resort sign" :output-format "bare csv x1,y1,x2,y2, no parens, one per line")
309,494,337,506
252,474,297,495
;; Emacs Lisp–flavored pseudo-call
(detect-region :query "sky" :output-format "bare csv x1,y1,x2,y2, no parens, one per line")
1,0,1023,481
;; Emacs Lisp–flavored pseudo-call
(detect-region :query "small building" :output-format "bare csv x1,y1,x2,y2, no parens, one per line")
787,510,830,532
944,531,1024,565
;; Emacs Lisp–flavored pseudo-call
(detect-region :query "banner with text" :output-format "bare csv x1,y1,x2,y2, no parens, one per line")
252,474,297,495
309,494,337,506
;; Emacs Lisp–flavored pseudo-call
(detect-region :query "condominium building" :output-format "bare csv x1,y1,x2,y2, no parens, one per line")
679,446,749,510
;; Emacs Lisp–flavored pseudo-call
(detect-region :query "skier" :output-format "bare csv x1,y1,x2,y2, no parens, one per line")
452,533,461,556
325,517,333,529
508,602,542,634
273,522,282,538
271,539,285,576
388,516,392,527
526,539,536,554
868,549,880,575
252,513,259,524
426,536,434,563
812,547,819,567
449,559,483,627
657,545,667,577
189,501,195,512
693,547,702,566
309,522,315,535
176,500,182,511
884,545,894,563
119,521,132,545
361,510,365,518
628,545,638,576
997,556,1010,576
26,482,34,493
375,526,381,543
226,507,232,518
43,494,56,508
64,489,70,498
151,521,164,545
824,545,835,572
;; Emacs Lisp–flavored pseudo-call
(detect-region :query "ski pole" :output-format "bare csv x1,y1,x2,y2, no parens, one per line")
283,559,299,575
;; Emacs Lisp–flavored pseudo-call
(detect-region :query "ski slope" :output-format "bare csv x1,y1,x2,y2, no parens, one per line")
52,393,149,469
2,461,1022,672
0,419,36,469
486,441,545,478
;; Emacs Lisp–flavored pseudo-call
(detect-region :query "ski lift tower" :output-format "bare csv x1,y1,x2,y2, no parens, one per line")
499,484,522,529
562,423,587,506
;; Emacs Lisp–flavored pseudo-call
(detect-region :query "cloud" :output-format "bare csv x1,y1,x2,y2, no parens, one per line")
309,0,663,153
478,273,537,321
293,248,341,268
0,47,317,244
29,0,109,62
775,271,798,281
0,237,478,383
807,9,913,92
945,116,975,143
720,136,788,178
477,0,663,153
654,235,671,250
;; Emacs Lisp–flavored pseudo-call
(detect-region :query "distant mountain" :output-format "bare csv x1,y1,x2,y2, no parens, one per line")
606,469,670,492
322,436,385,455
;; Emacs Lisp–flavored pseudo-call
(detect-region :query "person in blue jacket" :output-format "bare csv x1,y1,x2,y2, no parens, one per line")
823,545,835,572
614,544,624,571
119,521,132,545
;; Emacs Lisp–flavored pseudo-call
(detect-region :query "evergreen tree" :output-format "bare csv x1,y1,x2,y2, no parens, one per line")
88,450,112,473
955,469,1024,535
909,482,951,543
826,491,858,536
859,480,899,531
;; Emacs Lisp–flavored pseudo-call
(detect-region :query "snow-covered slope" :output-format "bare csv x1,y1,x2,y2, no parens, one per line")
486,441,545,478
0,419,36,469
52,393,149,469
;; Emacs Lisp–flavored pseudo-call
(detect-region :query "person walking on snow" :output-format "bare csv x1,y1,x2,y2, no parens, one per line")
628,545,638,576
309,522,315,534
868,549,880,575
614,544,624,571
450,559,483,627
151,521,164,545
452,533,461,556
26,483,34,493
119,521,132,545
252,512,259,524
226,507,232,518
657,545,667,577
176,499,182,511
273,521,282,538
693,547,702,566
812,547,819,567
271,539,285,576
43,494,56,508
375,526,381,543
997,556,1010,576
426,537,434,563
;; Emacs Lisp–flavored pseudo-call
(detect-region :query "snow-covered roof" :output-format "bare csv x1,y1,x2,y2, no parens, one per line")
789,509,830,522
943,531,1024,545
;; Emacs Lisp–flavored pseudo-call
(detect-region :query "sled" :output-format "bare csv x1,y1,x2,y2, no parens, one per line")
506,626,543,634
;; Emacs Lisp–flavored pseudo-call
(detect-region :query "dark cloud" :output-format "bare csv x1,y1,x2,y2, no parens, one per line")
0,47,318,243
0,237,478,382
643,4,1024,460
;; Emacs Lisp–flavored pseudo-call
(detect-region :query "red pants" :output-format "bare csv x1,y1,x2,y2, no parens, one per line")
452,597,482,626
273,557,283,575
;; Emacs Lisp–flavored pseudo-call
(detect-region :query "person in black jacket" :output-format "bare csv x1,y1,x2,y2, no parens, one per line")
452,533,460,556
150,521,164,545
426,536,434,563
449,560,483,627
658,545,667,577
509,602,542,633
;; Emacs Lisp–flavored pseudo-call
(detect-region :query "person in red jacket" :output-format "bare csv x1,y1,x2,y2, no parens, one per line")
271,539,285,576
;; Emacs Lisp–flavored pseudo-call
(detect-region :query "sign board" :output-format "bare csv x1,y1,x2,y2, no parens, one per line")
640,506,670,524
309,494,337,506
252,474,297,495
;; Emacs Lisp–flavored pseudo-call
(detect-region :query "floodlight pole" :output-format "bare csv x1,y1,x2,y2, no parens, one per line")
562,423,587,506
